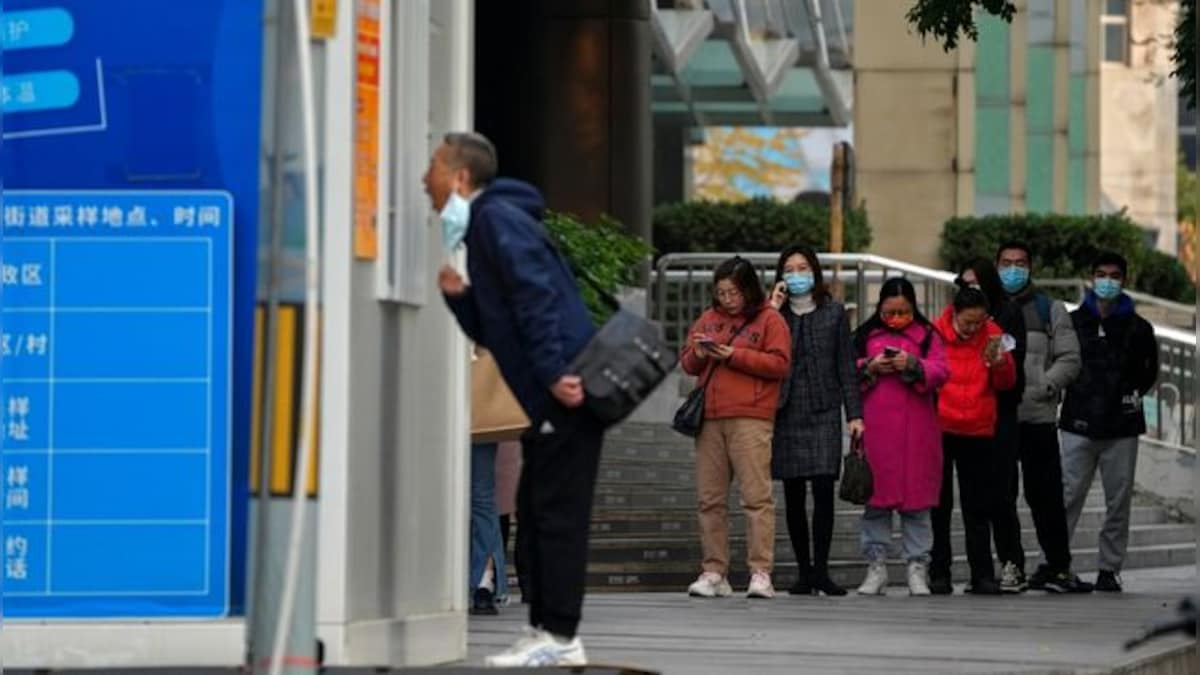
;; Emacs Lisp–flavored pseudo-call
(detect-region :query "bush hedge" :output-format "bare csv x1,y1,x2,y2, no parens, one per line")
940,213,1195,303
652,198,871,257
544,211,653,324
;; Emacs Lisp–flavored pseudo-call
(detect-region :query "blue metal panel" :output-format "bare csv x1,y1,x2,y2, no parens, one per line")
1,0,262,619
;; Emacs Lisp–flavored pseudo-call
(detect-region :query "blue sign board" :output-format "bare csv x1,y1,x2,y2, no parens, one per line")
1,191,232,617
1,0,262,618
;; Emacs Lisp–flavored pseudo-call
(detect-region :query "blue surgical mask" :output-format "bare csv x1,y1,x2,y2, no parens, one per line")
1094,277,1123,300
783,272,814,296
999,266,1030,294
440,191,471,252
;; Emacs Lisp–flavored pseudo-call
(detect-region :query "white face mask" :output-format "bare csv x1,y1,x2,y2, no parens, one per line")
440,190,470,252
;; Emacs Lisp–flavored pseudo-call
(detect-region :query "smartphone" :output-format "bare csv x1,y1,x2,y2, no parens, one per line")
883,346,900,358
696,335,717,349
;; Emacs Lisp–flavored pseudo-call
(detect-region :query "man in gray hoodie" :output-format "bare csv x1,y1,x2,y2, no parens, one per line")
996,242,1091,593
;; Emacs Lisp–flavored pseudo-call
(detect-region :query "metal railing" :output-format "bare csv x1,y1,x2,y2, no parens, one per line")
651,252,1195,452
652,253,958,349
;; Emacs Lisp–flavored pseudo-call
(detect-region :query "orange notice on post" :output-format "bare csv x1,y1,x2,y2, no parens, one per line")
353,0,380,260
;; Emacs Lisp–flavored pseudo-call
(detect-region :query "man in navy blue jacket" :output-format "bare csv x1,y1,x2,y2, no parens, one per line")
427,132,602,668
1058,252,1158,593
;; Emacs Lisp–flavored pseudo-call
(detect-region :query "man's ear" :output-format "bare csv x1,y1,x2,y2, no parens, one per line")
454,167,474,195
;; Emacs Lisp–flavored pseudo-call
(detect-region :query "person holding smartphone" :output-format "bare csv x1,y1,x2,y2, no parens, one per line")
933,259,1028,595
680,257,792,600
930,287,1018,594
852,279,949,596
766,245,862,596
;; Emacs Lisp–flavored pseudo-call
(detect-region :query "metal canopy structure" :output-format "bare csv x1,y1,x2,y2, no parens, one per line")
650,0,853,128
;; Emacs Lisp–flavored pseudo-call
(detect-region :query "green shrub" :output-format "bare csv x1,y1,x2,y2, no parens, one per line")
940,213,1195,302
651,198,871,257
1134,248,1196,303
544,211,654,324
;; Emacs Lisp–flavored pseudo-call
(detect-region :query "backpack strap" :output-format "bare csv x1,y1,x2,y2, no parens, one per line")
1034,293,1052,336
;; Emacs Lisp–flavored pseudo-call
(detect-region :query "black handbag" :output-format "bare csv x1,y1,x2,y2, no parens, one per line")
525,222,677,426
671,378,709,438
568,302,678,426
838,435,873,505
671,323,749,437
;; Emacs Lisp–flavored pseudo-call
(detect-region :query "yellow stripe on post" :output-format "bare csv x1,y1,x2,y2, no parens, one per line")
305,321,320,498
250,305,265,494
270,306,298,495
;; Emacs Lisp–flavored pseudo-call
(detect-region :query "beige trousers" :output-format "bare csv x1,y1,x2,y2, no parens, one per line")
695,417,776,576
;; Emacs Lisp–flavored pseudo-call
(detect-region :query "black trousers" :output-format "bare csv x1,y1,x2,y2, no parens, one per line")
517,403,605,638
990,407,1025,569
932,434,1002,583
1016,422,1073,573
782,476,836,578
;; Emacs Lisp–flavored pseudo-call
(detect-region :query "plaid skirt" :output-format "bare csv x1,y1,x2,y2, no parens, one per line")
771,405,843,479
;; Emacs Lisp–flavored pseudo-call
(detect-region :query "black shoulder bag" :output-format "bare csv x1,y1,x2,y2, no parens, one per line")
534,227,677,427
671,322,749,438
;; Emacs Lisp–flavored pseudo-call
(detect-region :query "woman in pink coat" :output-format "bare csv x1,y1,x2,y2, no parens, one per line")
851,278,949,596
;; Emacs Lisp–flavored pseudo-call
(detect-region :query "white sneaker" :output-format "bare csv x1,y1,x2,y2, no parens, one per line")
687,572,733,598
857,561,889,595
484,626,587,668
907,562,931,596
746,571,775,599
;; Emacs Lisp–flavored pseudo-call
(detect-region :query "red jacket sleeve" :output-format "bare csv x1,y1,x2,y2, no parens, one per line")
990,350,1017,391
727,310,792,380
680,312,710,376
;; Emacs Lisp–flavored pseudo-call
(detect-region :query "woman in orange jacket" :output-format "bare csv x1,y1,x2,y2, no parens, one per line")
679,257,792,600
931,286,1017,594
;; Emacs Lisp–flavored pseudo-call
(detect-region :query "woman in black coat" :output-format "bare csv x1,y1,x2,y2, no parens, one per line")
768,245,863,596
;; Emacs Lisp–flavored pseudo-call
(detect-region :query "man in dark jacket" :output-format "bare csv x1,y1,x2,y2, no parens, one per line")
1059,252,1158,593
997,241,1091,593
427,132,601,667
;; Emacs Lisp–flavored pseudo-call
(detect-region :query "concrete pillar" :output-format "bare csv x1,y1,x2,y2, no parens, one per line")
1067,0,1089,214
853,0,974,267
1052,0,1071,213
475,0,653,240
315,0,471,667
1085,0,1102,212
1010,0,1029,212
956,39,977,216
654,123,688,206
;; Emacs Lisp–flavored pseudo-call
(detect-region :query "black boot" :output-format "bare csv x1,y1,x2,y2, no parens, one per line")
809,570,847,596
788,568,812,595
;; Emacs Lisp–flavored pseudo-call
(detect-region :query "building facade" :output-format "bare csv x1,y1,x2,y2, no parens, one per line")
854,0,1177,267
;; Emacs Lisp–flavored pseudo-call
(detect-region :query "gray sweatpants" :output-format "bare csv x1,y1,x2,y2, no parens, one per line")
1060,431,1139,573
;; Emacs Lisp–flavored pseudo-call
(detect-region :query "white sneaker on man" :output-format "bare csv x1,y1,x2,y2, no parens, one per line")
484,626,587,668
857,561,889,595
907,562,931,596
746,570,775,599
687,572,733,598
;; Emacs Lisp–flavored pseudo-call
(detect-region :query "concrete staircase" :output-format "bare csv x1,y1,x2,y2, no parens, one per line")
582,421,1195,593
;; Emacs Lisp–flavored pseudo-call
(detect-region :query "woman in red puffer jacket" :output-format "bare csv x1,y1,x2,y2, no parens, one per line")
931,286,1016,595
